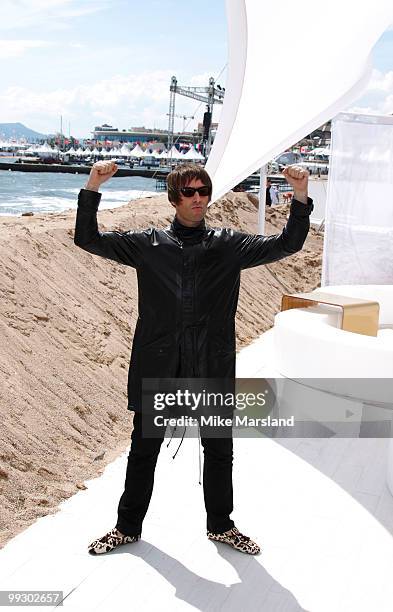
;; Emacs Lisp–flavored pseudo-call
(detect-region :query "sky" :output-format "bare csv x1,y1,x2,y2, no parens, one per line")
0,0,392,139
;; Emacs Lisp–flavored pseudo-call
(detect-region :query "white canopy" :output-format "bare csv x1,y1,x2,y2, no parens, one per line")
311,147,331,156
206,0,393,202
139,148,153,158
166,145,184,160
36,143,54,153
183,147,205,160
119,145,132,156
35,143,59,157
129,144,145,158
0,140,22,149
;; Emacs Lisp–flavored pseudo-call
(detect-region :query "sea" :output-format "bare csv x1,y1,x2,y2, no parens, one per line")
0,167,158,216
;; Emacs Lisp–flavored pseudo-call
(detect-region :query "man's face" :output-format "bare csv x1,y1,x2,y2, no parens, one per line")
173,178,210,226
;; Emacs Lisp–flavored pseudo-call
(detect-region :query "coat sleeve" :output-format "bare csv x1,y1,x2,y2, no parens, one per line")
234,197,314,270
74,189,143,268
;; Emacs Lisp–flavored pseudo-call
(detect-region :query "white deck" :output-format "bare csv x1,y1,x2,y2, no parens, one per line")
1,330,393,611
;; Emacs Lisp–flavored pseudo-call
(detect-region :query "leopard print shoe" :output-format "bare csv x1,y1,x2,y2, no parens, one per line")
207,526,261,555
88,527,140,555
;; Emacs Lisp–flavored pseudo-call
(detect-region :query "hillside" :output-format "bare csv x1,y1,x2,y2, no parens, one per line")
0,122,47,141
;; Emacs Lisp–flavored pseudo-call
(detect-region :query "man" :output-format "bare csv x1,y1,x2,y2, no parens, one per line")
74,161,313,556
265,178,272,206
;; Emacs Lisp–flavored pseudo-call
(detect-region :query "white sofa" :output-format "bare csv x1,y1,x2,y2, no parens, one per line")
272,285,393,494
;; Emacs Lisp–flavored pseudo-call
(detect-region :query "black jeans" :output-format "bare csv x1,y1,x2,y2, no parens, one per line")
116,411,235,536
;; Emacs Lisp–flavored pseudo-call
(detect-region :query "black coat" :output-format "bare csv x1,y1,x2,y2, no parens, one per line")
74,188,313,412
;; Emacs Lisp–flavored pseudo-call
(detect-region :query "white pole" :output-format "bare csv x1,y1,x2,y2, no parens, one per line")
258,165,267,234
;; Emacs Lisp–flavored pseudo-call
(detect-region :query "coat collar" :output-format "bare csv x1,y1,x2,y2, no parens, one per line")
170,215,208,244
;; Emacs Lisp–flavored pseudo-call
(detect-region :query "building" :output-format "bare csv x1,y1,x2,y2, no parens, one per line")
91,120,331,151
92,124,203,147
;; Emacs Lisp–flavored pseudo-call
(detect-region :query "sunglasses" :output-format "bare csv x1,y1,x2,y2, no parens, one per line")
180,186,211,198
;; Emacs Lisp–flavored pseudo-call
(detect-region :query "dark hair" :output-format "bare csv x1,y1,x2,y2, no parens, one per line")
167,163,212,205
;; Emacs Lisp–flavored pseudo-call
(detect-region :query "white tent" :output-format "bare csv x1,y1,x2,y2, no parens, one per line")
119,145,132,157
166,145,183,160
129,144,145,158
101,148,119,157
35,143,59,157
36,143,52,153
310,147,331,156
139,148,152,158
206,0,393,203
183,147,205,161
0,140,21,149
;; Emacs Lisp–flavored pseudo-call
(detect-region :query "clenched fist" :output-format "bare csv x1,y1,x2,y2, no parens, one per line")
282,165,309,203
85,160,118,191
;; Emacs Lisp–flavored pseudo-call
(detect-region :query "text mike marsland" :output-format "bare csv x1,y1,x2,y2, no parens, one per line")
153,415,295,428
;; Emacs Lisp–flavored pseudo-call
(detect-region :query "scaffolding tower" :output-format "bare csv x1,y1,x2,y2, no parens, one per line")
167,76,225,159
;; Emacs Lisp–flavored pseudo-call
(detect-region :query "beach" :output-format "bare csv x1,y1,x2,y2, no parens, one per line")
0,190,323,548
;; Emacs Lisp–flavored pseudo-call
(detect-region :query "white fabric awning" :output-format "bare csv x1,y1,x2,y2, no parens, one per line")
206,0,393,202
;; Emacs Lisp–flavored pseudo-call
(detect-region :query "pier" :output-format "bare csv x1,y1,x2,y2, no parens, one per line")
0,161,169,179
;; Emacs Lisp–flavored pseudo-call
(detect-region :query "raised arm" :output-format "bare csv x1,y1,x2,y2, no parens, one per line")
235,165,313,269
74,161,143,268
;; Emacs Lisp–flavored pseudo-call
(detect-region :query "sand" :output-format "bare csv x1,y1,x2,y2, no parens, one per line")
0,191,323,547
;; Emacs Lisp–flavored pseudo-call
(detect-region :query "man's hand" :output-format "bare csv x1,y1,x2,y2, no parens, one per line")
85,160,118,192
282,165,309,204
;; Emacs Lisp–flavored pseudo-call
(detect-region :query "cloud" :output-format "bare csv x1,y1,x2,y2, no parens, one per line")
0,72,169,113
347,69,393,115
0,69,227,136
0,0,110,31
0,40,53,59
368,69,393,93
189,73,213,87
0,70,192,135
189,71,227,87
